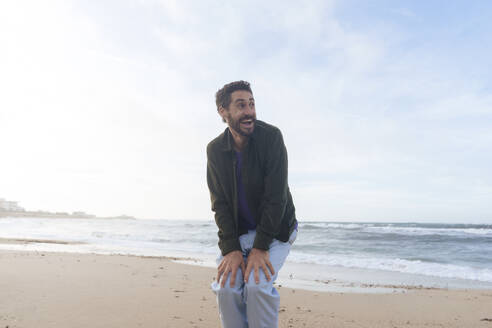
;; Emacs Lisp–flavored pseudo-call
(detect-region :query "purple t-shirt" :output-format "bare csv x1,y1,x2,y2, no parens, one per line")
235,151,257,230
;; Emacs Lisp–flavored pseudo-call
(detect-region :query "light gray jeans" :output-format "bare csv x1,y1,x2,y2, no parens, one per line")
211,229,297,328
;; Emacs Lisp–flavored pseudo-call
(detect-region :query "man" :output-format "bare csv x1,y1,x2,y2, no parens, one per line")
207,80,297,328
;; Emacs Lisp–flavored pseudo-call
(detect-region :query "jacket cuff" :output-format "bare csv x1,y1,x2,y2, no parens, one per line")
253,231,273,250
220,238,242,256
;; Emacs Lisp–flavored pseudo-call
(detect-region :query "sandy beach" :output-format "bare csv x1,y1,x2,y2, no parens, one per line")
1,248,491,328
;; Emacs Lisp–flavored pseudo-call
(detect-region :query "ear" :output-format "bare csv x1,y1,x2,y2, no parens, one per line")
218,106,228,122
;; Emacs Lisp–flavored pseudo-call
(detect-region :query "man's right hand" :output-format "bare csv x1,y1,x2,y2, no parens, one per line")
217,250,245,288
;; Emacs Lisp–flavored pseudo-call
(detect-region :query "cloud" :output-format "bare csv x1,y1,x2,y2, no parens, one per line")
0,1,491,221
388,7,417,19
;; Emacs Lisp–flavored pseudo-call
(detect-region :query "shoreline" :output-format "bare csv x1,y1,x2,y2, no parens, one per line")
1,217,491,290
1,216,492,294
0,237,85,245
0,213,136,220
1,249,492,328
2,239,492,294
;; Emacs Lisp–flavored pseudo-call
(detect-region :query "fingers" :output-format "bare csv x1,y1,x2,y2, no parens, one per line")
223,250,275,285
220,266,231,288
240,261,246,275
245,259,274,284
244,262,252,283
261,263,271,282
229,266,237,287
216,261,224,282
254,265,260,284
266,259,275,277
220,270,231,287
217,252,246,288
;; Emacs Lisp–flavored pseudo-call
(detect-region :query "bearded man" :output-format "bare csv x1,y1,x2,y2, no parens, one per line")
207,80,298,328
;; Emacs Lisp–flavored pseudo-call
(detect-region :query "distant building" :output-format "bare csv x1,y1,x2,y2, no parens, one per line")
0,198,25,212
72,211,96,218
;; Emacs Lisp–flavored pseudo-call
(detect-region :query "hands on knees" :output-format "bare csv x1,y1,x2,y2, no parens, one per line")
217,248,275,287
217,250,245,288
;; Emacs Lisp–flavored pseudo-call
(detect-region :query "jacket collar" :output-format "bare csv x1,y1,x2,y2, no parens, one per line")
219,122,259,152
220,128,233,152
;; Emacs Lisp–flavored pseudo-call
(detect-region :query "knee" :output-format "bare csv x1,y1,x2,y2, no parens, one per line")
215,283,239,295
211,277,243,298
244,279,271,298
215,284,244,306
244,269,272,289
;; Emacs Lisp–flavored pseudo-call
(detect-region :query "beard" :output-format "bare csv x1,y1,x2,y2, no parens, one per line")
226,113,256,137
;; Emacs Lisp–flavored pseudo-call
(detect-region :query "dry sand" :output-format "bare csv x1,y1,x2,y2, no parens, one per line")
1,249,492,328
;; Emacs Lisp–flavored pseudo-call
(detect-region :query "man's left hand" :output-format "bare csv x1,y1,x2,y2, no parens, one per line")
244,248,275,284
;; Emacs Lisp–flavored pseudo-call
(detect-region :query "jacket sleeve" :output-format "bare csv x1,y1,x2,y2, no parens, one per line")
253,128,289,250
207,144,241,256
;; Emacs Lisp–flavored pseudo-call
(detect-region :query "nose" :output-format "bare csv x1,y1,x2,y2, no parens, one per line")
245,103,255,116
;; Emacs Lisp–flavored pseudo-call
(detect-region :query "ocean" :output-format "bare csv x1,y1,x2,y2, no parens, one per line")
1,218,491,292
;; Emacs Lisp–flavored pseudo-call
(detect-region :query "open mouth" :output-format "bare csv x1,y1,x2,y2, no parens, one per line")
240,119,254,128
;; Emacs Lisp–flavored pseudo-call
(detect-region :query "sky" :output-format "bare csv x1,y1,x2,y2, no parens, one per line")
1,1,491,222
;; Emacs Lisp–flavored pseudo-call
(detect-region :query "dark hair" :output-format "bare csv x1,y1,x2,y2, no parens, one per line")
215,81,253,122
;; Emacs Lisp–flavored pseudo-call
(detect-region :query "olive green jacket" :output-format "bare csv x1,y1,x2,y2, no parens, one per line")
206,120,297,256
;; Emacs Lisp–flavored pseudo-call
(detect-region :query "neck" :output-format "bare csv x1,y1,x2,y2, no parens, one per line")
229,128,249,152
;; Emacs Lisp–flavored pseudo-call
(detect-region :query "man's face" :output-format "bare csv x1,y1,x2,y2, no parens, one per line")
221,90,256,137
